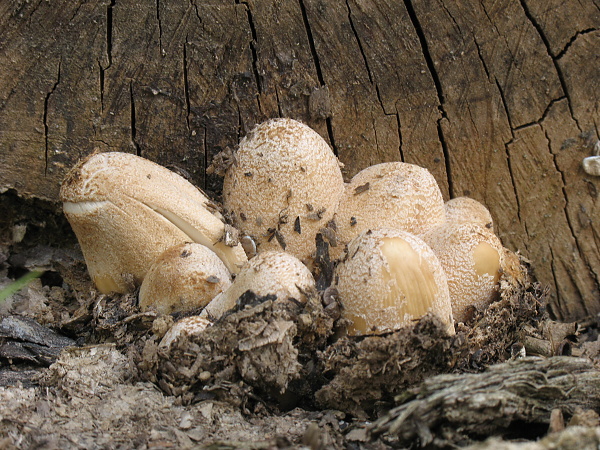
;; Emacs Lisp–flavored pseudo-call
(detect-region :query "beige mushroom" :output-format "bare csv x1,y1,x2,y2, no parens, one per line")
139,242,232,315
202,250,316,320
333,228,454,336
421,223,504,322
444,197,494,230
222,118,344,263
159,315,212,349
60,151,247,294
331,162,446,260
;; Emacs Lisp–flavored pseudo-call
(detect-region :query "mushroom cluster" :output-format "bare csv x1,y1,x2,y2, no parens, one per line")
61,118,522,342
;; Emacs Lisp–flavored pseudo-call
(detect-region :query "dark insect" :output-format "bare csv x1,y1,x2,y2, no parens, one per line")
319,226,337,247
274,229,287,250
354,182,370,195
278,208,289,225
306,207,326,221
350,216,357,226
294,216,301,234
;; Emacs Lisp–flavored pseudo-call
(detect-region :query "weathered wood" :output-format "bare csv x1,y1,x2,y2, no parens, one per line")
0,0,598,320
370,356,600,447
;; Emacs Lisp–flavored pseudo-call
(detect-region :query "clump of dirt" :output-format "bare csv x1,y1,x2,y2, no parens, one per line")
134,290,337,411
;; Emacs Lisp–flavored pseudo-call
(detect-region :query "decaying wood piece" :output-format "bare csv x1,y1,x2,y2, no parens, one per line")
370,356,600,448
0,316,74,367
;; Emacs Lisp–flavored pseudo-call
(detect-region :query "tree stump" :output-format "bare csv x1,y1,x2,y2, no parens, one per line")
0,0,598,321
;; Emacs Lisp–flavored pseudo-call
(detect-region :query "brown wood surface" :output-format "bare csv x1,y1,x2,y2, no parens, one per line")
0,0,598,320
370,356,600,447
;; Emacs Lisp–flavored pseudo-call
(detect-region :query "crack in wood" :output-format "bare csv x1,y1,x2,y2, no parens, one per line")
156,0,163,54
503,136,525,243
555,28,598,60
297,0,338,157
392,109,404,162
543,126,600,302
129,82,141,156
518,0,581,132
239,1,263,101
182,40,191,132
43,61,61,176
203,126,208,190
106,0,115,68
403,0,454,196
345,0,373,84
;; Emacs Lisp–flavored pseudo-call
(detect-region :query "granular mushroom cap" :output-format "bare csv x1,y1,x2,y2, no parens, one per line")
222,118,344,262
333,228,454,336
203,250,316,320
159,315,212,349
444,197,494,230
60,152,247,293
332,162,446,260
139,242,232,316
421,222,504,322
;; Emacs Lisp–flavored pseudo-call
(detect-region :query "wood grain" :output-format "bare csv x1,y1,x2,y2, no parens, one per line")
0,0,598,320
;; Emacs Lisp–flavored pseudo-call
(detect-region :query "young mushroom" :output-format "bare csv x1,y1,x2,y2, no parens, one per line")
333,228,454,336
331,162,446,260
222,118,345,263
60,152,247,293
444,197,494,230
159,315,212,349
139,242,232,315
202,250,316,320
421,223,504,322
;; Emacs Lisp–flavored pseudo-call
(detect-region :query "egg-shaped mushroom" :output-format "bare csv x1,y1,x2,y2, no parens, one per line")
202,250,316,320
60,152,247,293
139,242,232,315
222,118,344,263
333,228,454,336
421,223,504,322
331,162,446,260
159,315,212,349
444,197,494,230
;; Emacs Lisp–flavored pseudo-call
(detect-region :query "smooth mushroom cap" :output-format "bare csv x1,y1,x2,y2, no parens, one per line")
159,315,212,349
333,228,454,336
222,118,344,263
139,243,232,315
444,197,494,230
421,223,504,322
331,162,446,260
60,152,247,293
202,250,316,320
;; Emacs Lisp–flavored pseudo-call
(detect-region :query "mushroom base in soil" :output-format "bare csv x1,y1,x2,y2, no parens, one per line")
58,119,548,417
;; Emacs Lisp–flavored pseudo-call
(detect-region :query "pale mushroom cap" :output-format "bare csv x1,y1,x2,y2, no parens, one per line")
421,223,503,322
223,118,345,262
139,243,232,315
444,197,494,230
333,228,454,336
203,250,316,320
159,315,212,349
332,162,446,260
60,152,247,293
